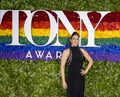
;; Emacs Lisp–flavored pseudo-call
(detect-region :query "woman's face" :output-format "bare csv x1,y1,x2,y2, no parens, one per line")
70,35,79,47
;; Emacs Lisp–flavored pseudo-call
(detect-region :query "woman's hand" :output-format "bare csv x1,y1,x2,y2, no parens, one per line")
81,69,87,75
62,81,67,89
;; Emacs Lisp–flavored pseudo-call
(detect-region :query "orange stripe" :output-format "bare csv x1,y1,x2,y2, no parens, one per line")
1,21,120,31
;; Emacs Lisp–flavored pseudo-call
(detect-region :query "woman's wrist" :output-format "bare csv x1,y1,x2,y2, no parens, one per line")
62,79,66,83
85,69,88,74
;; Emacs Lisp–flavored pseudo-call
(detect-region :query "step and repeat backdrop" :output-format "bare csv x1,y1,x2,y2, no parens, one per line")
0,10,120,62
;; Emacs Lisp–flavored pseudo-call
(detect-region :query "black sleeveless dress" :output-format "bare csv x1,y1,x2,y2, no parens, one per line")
66,47,85,97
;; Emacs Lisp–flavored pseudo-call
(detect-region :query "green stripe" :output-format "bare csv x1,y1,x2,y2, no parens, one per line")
81,38,120,46
0,36,120,46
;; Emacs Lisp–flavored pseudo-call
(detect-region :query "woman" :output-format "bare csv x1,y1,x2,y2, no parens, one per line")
60,32,93,97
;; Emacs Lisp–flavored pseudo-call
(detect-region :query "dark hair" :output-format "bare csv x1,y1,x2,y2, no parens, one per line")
69,32,80,47
70,32,80,39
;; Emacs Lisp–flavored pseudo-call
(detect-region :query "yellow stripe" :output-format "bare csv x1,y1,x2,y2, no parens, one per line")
0,28,120,38
0,29,12,36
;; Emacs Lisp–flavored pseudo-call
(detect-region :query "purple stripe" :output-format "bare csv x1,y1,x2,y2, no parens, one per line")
0,51,60,61
0,51,120,62
89,52,120,62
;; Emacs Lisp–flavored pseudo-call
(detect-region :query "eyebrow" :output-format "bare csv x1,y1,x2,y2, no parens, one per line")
72,37,79,39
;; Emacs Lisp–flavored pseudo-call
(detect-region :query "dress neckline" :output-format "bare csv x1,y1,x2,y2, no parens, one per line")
70,46,79,50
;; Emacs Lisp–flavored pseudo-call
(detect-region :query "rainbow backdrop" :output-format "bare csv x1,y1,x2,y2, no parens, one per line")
0,11,120,62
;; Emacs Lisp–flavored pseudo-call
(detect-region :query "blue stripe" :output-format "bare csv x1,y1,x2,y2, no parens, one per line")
0,43,120,54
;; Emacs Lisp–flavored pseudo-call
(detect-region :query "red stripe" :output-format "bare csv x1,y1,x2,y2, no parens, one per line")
1,11,120,22
1,21,120,31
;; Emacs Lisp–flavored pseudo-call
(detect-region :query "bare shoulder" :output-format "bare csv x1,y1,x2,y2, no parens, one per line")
62,48,70,56
80,48,88,54
80,48,86,52
63,48,70,54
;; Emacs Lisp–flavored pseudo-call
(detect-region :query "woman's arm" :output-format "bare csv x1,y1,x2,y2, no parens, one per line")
60,49,69,89
80,48,93,75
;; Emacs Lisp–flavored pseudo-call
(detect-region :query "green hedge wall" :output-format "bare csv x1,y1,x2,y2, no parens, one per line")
1,0,120,11
1,0,120,97
0,60,120,97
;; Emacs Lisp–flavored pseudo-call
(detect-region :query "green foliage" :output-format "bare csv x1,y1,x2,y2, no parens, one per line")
1,0,120,11
0,60,120,97
1,0,120,97
84,60,120,97
0,60,65,97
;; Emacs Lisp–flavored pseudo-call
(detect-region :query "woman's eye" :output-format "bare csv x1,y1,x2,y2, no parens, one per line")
72,38,75,40
72,38,79,40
